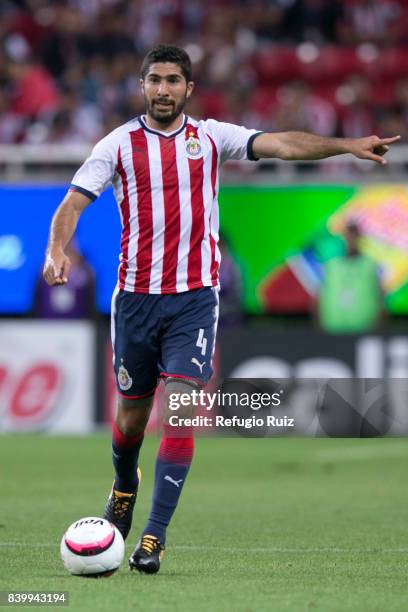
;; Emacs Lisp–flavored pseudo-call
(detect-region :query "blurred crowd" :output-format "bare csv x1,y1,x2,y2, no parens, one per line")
1,0,408,145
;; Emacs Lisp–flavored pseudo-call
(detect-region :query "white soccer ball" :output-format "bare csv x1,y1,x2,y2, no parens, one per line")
60,517,125,577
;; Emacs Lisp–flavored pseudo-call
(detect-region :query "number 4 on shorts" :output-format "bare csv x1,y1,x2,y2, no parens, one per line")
196,328,207,356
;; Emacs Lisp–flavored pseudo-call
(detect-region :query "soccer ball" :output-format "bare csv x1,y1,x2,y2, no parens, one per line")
60,517,125,577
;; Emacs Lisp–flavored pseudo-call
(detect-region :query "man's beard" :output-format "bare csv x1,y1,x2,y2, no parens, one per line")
145,95,187,125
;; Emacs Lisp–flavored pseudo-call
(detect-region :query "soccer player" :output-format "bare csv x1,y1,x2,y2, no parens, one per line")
43,44,399,574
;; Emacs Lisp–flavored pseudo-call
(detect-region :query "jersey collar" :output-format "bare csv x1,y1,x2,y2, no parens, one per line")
138,114,188,138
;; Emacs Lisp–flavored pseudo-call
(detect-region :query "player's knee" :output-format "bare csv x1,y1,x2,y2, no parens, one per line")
116,412,147,436
164,378,200,421
116,396,153,435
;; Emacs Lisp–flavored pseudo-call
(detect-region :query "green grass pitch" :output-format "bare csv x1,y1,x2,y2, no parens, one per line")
1,434,408,611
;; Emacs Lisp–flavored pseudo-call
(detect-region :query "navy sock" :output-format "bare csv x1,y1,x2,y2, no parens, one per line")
112,421,144,493
142,426,194,544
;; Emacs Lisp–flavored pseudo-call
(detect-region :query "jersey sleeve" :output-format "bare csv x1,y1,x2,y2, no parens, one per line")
205,119,263,164
69,133,118,201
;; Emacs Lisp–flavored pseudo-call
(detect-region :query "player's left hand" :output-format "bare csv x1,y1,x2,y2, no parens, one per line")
350,135,401,165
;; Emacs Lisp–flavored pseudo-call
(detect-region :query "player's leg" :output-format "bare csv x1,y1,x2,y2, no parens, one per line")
141,379,196,539
104,289,160,539
104,395,154,540
129,379,197,573
129,287,218,573
112,395,153,493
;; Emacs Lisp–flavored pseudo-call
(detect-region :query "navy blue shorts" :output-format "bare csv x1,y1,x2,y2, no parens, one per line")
111,287,219,398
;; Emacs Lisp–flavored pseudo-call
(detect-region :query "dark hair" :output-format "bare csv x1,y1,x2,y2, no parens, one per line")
141,45,193,83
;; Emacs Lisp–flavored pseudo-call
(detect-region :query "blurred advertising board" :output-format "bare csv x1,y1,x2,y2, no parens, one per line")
1,318,406,436
219,326,408,436
0,185,120,314
221,184,408,314
0,321,94,433
2,183,408,315
219,327,408,379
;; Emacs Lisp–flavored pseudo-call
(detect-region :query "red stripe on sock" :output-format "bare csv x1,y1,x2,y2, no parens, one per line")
112,421,144,450
158,425,194,464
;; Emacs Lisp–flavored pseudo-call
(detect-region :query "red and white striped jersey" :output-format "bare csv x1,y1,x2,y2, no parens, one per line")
70,114,261,294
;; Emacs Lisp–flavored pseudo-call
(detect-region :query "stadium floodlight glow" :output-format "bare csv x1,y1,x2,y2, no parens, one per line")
296,42,319,64
184,43,204,64
357,43,379,63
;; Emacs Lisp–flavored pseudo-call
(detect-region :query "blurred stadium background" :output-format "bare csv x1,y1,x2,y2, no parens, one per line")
1,0,408,435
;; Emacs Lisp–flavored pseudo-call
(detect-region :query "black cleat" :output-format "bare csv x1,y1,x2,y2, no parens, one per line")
103,467,141,540
128,535,165,574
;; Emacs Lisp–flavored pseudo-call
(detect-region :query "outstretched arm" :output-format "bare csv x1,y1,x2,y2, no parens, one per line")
43,191,92,286
252,132,401,165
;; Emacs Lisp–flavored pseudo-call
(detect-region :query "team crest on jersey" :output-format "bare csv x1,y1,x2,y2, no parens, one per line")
118,360,133,391
185,132,202,158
